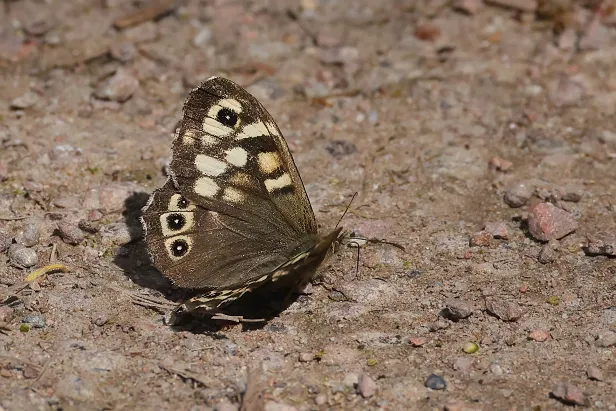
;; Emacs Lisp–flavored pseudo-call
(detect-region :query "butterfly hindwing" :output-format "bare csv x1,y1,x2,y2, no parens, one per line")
141,179,320,289
176,226,342,314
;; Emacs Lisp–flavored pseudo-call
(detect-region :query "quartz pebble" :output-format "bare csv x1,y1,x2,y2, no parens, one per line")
8,244,38,267
94,69,139,103
356,373,377,398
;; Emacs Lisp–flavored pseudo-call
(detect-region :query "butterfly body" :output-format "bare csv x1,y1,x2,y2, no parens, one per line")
141,77,340,318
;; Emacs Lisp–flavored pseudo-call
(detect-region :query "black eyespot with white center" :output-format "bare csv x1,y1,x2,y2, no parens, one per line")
217,108,238,127
166,213,186,231
170,239,189,257
176,196,189,209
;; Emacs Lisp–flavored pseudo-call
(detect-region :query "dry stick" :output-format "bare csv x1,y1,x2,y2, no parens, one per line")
210,313,266,323
159,362,211,387
29,359,51,390
113,0,177,29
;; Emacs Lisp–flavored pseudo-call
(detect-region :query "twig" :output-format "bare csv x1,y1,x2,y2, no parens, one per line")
29,359,51,389
159,363,210,387
211,313,266,323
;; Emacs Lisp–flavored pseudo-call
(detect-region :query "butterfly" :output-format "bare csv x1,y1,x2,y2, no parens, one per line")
140,76,342,320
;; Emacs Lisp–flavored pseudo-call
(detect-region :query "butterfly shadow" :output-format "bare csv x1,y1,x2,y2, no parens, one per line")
169,289,304,333
113,192,177,299
112,192,292,332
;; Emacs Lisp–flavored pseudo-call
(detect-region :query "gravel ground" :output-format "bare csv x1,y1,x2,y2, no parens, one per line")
1,0,615,410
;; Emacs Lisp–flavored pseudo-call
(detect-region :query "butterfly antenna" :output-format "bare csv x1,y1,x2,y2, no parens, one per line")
335,192,358,229
355,245,360,276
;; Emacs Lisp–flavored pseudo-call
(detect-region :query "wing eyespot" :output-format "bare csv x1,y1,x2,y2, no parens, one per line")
217,108,238,127
166,213,186,231
177,196,189,209
170,238,190,257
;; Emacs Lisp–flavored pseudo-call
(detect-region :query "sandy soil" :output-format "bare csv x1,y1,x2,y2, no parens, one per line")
1,0,615,410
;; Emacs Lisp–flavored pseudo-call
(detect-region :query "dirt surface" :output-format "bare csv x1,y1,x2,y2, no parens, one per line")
1,0,616,410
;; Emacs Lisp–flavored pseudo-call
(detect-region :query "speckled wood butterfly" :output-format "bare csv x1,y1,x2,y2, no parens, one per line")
141,77,341,320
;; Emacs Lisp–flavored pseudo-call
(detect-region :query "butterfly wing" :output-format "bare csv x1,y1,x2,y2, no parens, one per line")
176,226,342,314
141,178,320,289
141,76,340,313
170,76,317,239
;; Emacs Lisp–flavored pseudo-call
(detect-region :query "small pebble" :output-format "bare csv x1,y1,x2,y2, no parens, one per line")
595,331,616,347
16,222,40,247
78,219,100,234
489,156,513,171
538,245,557,264
584,234,616,257
485,299,524,322
452,357,473,373
57,221,85,245
325,140,357,158
483,221,509,240
214,402,238,411
110,41,137,62
8,244,38,268
424,374,447,390
0,230,12,252
314,393,327,405
356,373,377,398
87,209,104,221
298,353,313,362
429,319,450,332
100,222,134,246
528,330,550,342
503,182,533,208
586,365,603,381
443,299,474,321
0,306,14,323
469,231,492,247
10,91,39,109
94,69,139,103
551,382,587,406
22,314,46,328
527,202,578,241
409,336,428,347
343,373,358,388
490,363,503,376
560,186,584,203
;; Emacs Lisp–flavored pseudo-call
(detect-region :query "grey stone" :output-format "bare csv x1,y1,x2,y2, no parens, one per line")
8,244,38,267
15,221,40,247
424,374,446,390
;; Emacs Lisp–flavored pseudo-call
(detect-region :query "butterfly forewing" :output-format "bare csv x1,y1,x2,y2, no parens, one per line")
170,77,316,238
